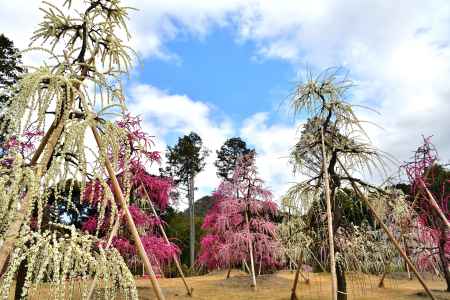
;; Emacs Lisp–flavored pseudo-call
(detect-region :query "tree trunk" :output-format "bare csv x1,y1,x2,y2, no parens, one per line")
336,261,347,300
245,211,257,290
438,229,450,292
189,174,196,268
14,261,27,299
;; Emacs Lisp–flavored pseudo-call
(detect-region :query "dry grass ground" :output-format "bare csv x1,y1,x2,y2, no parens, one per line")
136,270,450,300
7,270,450,299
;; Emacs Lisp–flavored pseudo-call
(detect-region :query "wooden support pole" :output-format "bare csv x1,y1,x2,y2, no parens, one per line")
378,259,390,288
245,211,257,291
418,178,450,230
403,237,412,280
91,126,165,300
285,252,309,283
337,157,435,300
226,266,232,279
291,265,301,300
320,128,338,300
141,185,193,296
290,252,304,300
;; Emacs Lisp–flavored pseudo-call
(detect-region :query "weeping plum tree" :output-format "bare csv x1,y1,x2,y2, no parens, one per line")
81,114,180,276
286,70,389,300
403,137,450,291
0,0,167,299
198,152,281,289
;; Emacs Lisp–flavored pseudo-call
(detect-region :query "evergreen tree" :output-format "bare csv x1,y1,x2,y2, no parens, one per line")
163,132,208,267
215,137,253,181
0,34,24,107
0,34,25,152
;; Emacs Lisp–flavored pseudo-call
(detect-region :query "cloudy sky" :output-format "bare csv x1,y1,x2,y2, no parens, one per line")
1,0,449,205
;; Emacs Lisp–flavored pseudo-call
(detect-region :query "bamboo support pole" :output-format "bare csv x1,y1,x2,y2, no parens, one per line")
91,126,166,300
337,157,435,300
291,266,301,300
403,237,412,280
285,252,309,283
378,260,389,288
418,178,450,230
226,266,232,279
245,211,257,291
141,185,193,296
320,128,338,300
290,252,304,300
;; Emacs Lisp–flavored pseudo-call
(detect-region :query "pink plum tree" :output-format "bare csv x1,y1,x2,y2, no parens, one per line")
403,137,449,291
198,152,281,287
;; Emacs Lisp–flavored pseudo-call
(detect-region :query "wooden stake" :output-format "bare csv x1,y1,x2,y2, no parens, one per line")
320,128,338,300
141,185,193,296
91,126,166,300
245,211,257,291
337,157,435,300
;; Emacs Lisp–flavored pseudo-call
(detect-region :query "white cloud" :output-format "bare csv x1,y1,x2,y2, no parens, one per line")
126,86,298,205
126,84,233,204
231,0,450,165
240,112,298,200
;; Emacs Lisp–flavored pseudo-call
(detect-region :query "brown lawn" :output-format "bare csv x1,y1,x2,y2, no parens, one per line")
136,270,450,300
8,270,450,299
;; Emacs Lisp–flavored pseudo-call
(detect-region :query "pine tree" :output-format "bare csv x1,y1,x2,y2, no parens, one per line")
0,34,25,153
215,137,253,181
163,132,208,268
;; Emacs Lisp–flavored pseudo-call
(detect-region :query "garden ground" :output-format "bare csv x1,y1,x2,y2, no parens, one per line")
10,269,449,299
136,270,450,300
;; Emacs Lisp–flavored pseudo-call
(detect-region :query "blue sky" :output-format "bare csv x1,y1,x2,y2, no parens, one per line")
1,0,449,205
132,27,295,139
